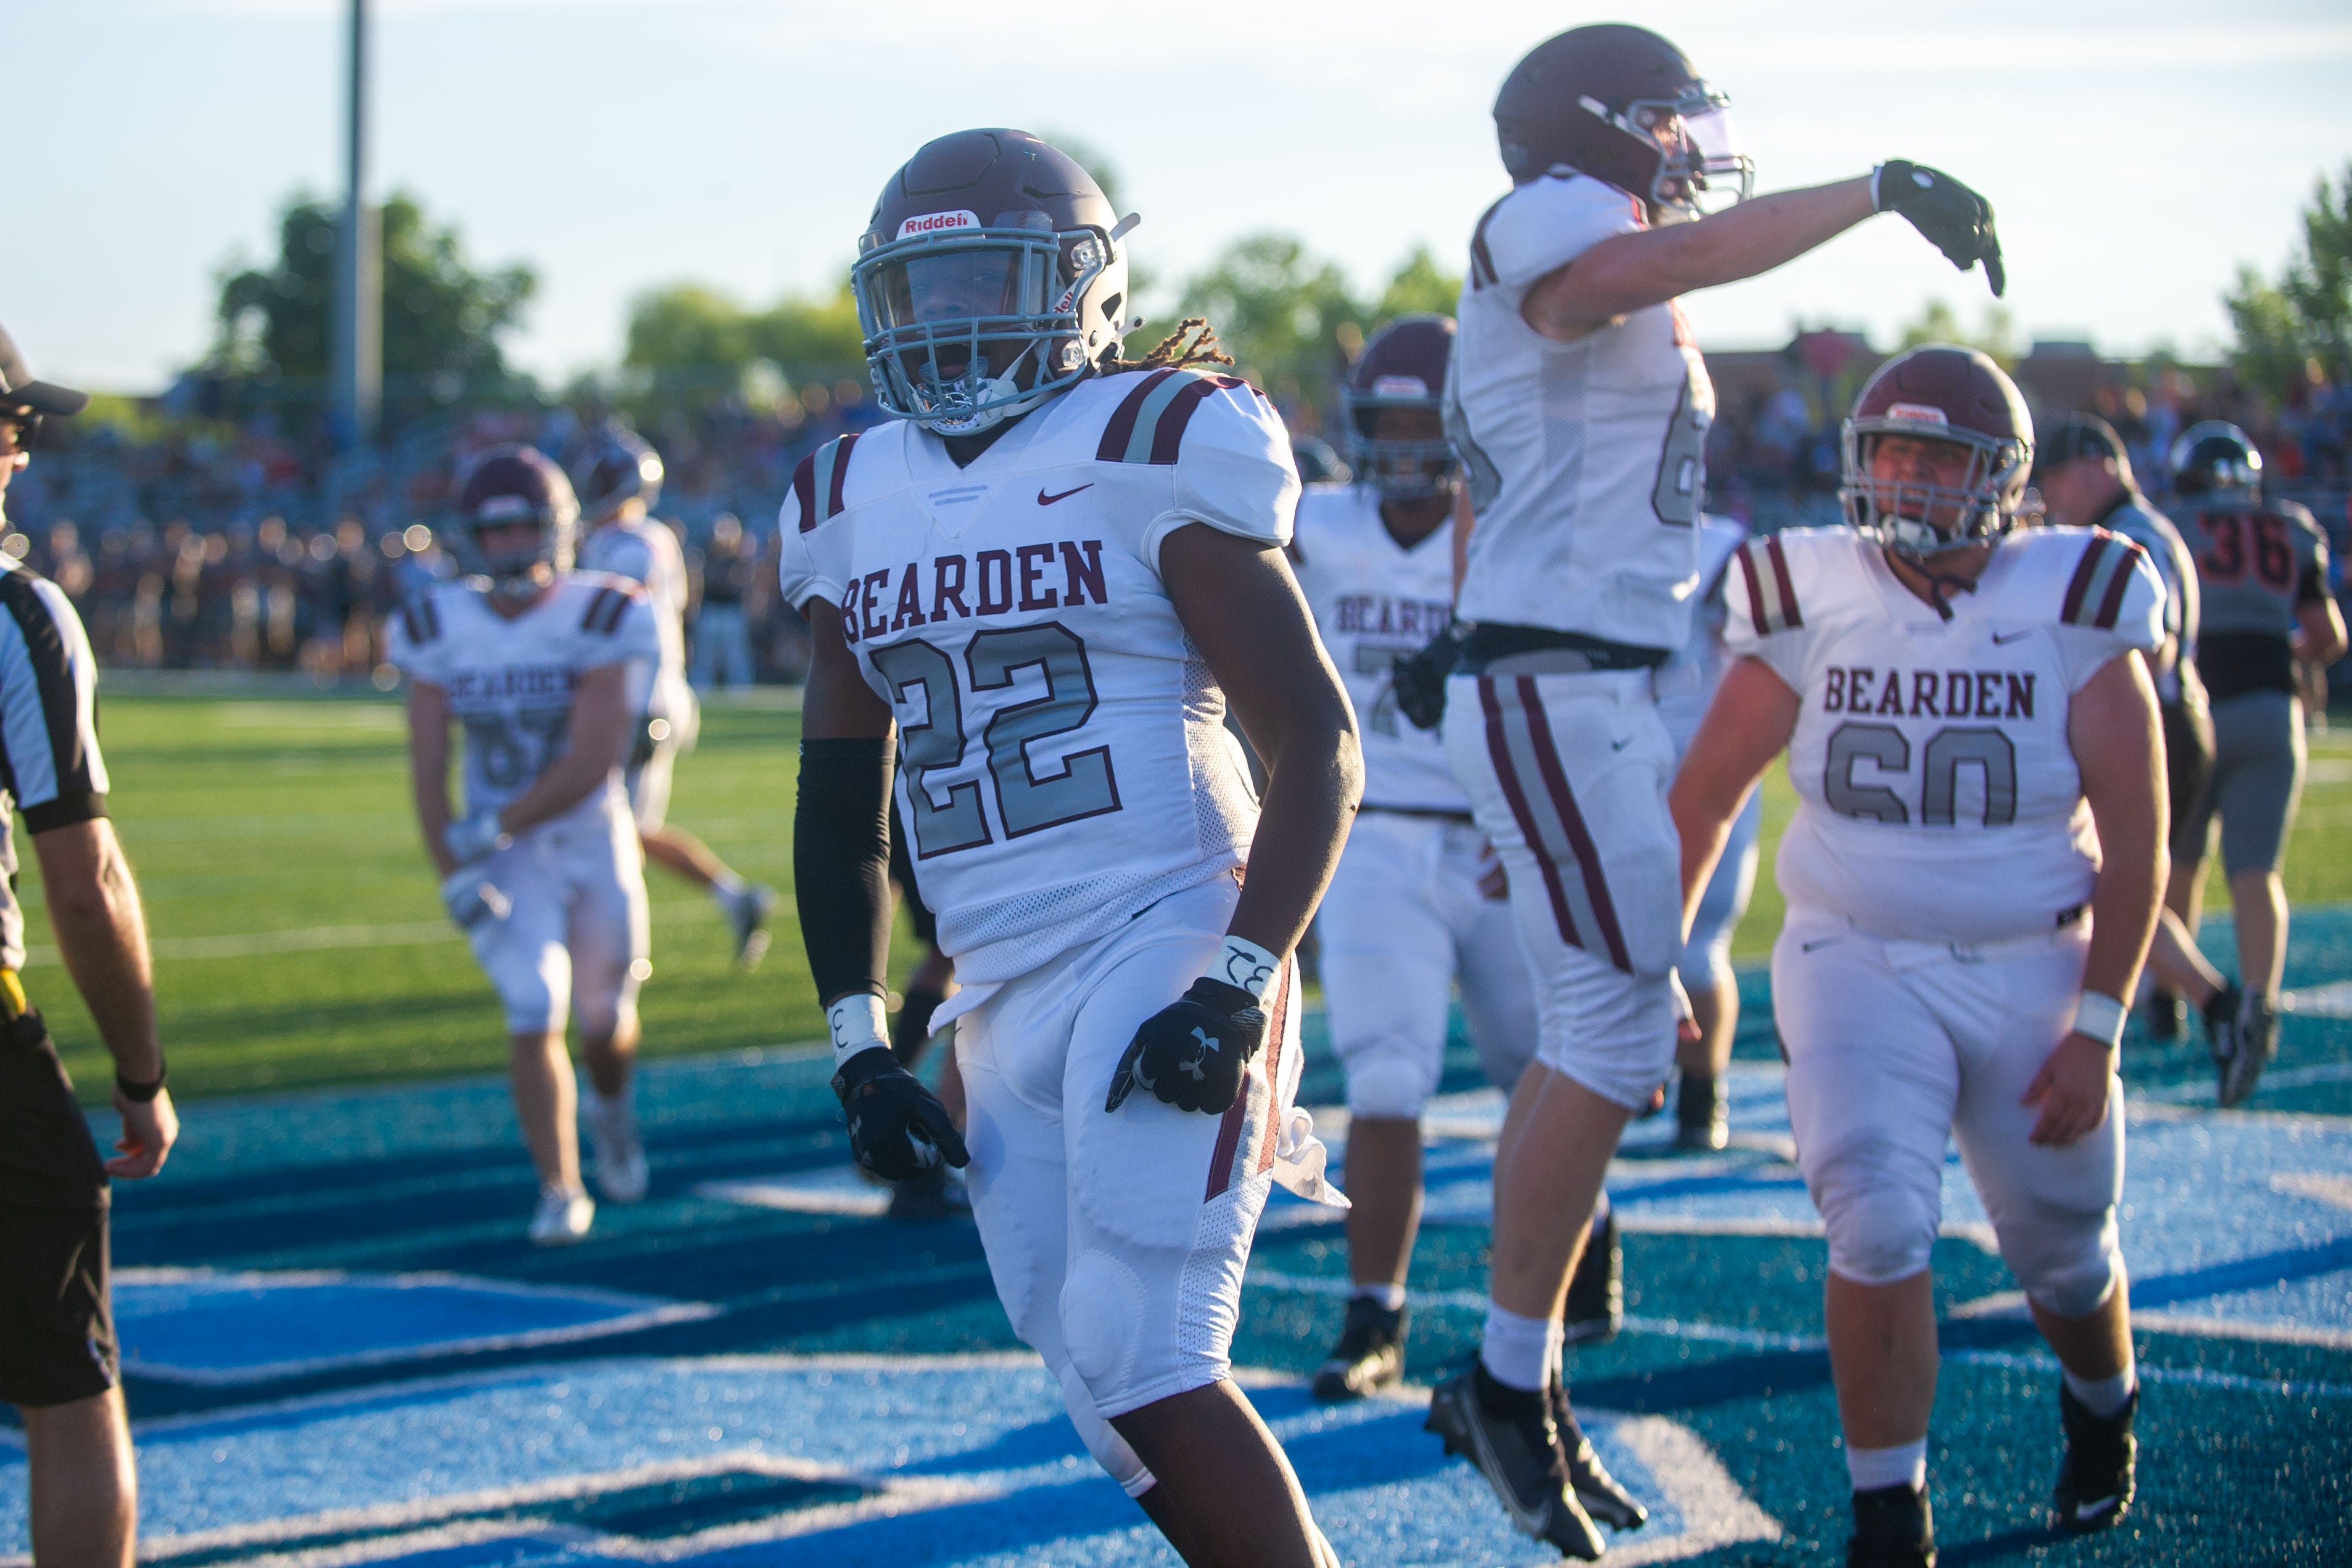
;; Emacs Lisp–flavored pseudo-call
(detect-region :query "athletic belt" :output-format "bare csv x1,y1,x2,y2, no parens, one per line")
1458,624,1670,675
1358,804,1477,824
1825,903,2086,970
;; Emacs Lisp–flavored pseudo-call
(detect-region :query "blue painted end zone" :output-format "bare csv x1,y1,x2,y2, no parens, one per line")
115,1272,716,1384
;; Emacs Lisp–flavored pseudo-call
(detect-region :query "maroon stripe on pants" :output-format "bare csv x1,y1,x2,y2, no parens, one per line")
1253,966,1294,1176
1480,675,1582,951
2060,535,2108,624
1097,369,1173,462
1517,676,1633,973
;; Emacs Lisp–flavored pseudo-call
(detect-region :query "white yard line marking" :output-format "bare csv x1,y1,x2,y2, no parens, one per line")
2273,1171,2352,1210
23,902,728,967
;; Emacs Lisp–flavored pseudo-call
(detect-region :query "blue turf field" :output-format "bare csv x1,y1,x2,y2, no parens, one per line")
6,917,2351,1565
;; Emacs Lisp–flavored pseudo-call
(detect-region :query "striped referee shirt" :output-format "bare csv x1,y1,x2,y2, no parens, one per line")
0,556,110,971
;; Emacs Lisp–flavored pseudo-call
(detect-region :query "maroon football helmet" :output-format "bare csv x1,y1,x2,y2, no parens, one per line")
1342,315,1458,501
1840,345,2035,559
572,424,665,525
450,444,579,592
1493,25,1752,217
851,129,1134,435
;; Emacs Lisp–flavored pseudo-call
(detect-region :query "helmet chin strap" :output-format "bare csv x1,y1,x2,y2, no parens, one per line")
1890,517,1981,622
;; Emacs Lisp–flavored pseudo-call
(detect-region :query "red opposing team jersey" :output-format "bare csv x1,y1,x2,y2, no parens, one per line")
1727,526,2163,944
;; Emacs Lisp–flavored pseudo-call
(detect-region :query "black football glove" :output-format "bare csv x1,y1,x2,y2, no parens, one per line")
1876,160,2005,297
1106,977,1268,1115
1391,621,1467,732
832,1046,968,1181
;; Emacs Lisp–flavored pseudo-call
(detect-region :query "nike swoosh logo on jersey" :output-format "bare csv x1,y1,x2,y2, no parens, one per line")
1801,938,1841,954
1993,629,2031,644
1611,735,1633,751
1038,484,1094,506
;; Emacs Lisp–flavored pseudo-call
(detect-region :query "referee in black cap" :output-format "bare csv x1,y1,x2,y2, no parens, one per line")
0,323,173,1567
2037,411,2221,1041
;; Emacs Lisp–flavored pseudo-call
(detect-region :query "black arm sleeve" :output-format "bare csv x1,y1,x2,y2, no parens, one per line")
794,737,894,1006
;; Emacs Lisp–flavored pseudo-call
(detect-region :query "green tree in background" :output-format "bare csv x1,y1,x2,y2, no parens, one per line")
2227,163,2351,395
1897,298,2019,369
619,283,865,415
210,191,536,425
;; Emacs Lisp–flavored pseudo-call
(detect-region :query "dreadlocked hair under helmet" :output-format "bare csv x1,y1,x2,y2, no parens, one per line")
1102,318,1236,375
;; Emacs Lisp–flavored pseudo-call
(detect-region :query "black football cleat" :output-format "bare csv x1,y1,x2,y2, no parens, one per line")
1549,1376,1646,1532
1562,1211,1622,1345
2219,994,2276,1108
1675,1071,1728,1151
2145,989,2185,1042
2203,982,2242,1068
1313,1295,1406,1401
1848,1482,1936,1567
1427,1364,1605,1559
2050,1383,2137,1532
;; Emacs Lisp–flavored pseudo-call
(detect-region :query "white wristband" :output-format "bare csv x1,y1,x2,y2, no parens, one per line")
827,994,890,1068
2071,991,2127,1050
1212,935,1283,1002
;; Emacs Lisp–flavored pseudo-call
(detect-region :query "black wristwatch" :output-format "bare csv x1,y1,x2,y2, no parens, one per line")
115,1064,167,1102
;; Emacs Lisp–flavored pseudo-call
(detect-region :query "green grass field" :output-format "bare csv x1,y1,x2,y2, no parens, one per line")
27,690,2352,1101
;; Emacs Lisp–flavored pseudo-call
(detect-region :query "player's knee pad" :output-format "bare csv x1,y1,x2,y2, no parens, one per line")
1341,1043,1439,1120
1055,1360,1155,1498
1060,1247,1149,1408
1816,1160,1939,1287
2005,1210,2124,1319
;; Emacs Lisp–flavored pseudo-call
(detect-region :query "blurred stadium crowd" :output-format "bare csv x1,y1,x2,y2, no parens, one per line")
6,335,2347,685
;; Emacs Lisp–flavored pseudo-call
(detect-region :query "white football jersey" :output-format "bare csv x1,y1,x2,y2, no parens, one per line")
1290,483,1464,812
1727,526,2163,944
576,517,693,730
1448,171,1715,651
780,368,1299,985
388,572,659,826
1654,515,1751,754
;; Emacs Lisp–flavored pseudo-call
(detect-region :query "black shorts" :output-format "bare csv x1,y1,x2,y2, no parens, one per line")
0,1009,117,1409
2162,699,2217,864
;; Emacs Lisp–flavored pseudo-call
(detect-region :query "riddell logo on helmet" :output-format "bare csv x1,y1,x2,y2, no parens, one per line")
898,210,981,239
1888,402,1950,425
1372,376,1430,398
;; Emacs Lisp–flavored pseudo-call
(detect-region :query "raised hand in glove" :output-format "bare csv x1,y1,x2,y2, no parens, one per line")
1392,620,1467,732
1107,975,1269,1116
1875,160,2005,297
833,1044,969,1181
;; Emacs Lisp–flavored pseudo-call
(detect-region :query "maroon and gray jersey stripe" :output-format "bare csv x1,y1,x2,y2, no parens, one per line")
398,590,442,646
1096,370,1250,466
1467,194,1508,292
1477,675,1632,972
1736,535,1803,637
791,432,862,533
581,584,635,635
1203,960,1294,1203
2060,529,2145,632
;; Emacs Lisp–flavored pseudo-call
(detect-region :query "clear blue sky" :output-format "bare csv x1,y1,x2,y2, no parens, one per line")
9,0,2350,392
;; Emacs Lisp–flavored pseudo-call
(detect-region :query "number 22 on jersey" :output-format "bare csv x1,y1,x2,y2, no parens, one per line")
871,626,1122,857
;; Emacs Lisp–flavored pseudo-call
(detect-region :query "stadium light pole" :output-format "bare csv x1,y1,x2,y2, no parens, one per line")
330,0,381,451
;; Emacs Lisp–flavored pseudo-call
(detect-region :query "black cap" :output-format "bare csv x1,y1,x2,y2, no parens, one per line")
2036,413,2126,476
0,323,89,419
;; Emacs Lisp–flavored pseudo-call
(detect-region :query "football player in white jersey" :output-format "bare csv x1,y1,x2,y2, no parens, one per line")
1420,26,2008,1555
391,447,662,1245
1653,514,1762,1151
1295,318,1640,1482
1672,349,2167,1565
784,130,1359,1568
572,428,777,967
